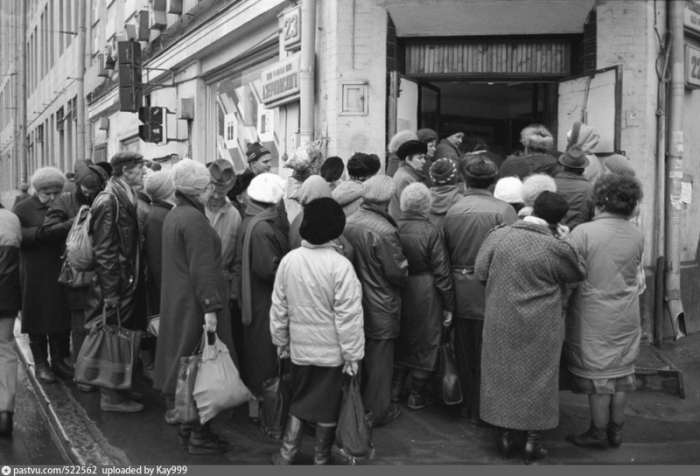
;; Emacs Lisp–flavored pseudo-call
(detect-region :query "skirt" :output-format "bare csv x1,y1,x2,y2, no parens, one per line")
570,374,637,395
289,363,344,424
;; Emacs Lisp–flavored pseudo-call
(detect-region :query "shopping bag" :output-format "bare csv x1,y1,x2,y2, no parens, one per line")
147,315,160,338
193,333,251,424
334,375,374,463
435,327,463,405
260,358,292,439
57,257,94,287
174,334,204,423
74,307,141,390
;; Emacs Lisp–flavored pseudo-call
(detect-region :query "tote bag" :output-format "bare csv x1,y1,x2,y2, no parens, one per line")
434,327,463,405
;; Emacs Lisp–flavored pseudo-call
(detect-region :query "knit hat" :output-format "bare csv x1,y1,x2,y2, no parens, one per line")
605,154,636,177
388,130,418,154
440,123,464,140
300,197,346,245
533,191,569,225
145,170,175,201
80,162,112,190
246,142,271,163
430,158,458,185
320,156,345,183
397,140,428,161
247,172,286,204
19,183,29,191
347,153,380,180
362,175,395,204
559,145,589,169
494,177,524,204
417,128,438,144
298,175,332,206
171,158,211,195
228,170,255,200
208,159,236,193
31,167,65,191
521,174,557,207
462,156,498,180
110,151,146,171
499,157,532,180
400,182,432,215
520,124,554,151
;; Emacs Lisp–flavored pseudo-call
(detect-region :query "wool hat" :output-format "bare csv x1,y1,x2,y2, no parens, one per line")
208,159,236,193
171,158,211,196
300,197,346,245
246,142,271,163
559,145,589,169
605,154,636,177
397,140,428,161
430,158,458,185
417,128,438,144
499,157,532,180
19,183,29,191
31,167,66,191
362,174,395,204
298,175,332,206
522,174,557,207
462,156,498,180
247,172,286,204
494,177,524,204
520,124,554,151
347,153,381,180
533,191,569,225
388,130,418,154
145,170,175,202
320,156,345,183
400,182,432,215
80,162,112,190
110,151,146,171
440,123,464,140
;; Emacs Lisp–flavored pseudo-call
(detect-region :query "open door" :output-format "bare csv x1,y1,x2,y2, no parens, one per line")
558,66,622,153
397,76,420,132
419,83,440,132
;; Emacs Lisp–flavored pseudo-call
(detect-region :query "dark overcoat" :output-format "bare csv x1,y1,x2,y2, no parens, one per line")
12,195,71,334
153,193,235,395
0,206,22,317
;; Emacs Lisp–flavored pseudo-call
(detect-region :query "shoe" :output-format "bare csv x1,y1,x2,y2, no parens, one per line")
188,423,229,455
177,423,192,445
407,376,434,410
165,409,180,425
313,424,336,465
52,359,75,379
305,421,317,437
377,403,402,427
497,427,514,460
271,415,306,465
0,412,13,437
607,421,624,448
124,390,143,402
566,421,608,449
523,430,547,464
390,367,409,403
35,363,57,384
100,398,144,413
77,384,97,393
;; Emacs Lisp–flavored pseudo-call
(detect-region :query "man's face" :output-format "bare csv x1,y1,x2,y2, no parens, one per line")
37,186,63,205
406,153,427,172
123,164,145,188
80,184,100,202
207,189,227,209
448,133,464,146
250,155,272,175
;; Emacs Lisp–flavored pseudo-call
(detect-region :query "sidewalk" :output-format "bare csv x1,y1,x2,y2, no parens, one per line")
13,318,700,465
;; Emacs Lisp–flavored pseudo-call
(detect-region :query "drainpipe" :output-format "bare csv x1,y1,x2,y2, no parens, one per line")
17,0,27,184
76,0,87,163
299,0,317,147
665,0,686,340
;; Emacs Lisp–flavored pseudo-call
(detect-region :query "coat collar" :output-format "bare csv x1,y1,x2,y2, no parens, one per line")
397,162,426,181
152,199,175,211
593,211,628,221
361,202,399,228
29,194,48,210
399,209,430,222
175,191,206,215
512,219,553,236
464,188,493,198
556,170,588,181
301,240,343,252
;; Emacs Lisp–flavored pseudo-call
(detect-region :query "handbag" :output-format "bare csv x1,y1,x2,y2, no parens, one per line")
57,256,94,288
73,306,142,390
333,375,374,464
435,327,463,405
174,333,205,423
260,358,292,439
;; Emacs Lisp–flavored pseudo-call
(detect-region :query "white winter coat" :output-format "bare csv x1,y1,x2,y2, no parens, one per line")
270,241,365,367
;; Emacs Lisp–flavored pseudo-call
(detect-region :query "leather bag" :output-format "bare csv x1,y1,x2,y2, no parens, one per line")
434,327,463,405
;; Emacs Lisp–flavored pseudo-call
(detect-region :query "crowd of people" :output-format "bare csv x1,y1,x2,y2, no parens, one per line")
0,121,645,465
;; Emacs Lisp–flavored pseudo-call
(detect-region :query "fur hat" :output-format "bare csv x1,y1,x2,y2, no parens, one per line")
417,128,438,144
246,142,271,163
605,154,636,177
19,183,29,191
320,156,345,183
522,174,557,207
145,171,175,202
462,156,498,180
171,158,211,195
300,197,346,245
400,182,432,215
388,130,418,154
31,167,65,191
247,172,286,204
208,159,236,193
80,162,112,190
494,177,524,204
110,151,146,171
533,191,569,225
397,140,428,161
520,124,554,151
430,158,458,185
499,157,532,180
285,141,325,178
362,175,395,204
440,123,465,140
347,153,380,180
298,175,332,206
559,145,589,169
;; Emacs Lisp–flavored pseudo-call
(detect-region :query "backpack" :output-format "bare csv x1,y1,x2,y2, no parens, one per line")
65,193,119,272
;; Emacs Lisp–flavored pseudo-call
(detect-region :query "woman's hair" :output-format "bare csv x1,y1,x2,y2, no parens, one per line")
593,173,643,216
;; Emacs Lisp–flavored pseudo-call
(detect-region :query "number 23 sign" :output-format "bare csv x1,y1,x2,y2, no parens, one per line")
283,6,302,52
686,44,700,88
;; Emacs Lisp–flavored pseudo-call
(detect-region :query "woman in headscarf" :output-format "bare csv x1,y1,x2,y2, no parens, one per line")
566,122,604,183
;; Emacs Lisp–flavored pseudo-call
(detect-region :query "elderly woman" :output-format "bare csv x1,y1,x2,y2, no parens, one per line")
428,159,463,228
388,140,429,221
518,173,557,218
12,167,72,384
332,153,381,217
386,130,419,177
514,124,560,177
475,191,587,464
566,122,604,183
392,183,454,410
270,197,364,465
154,158,235,455
565,173,645,450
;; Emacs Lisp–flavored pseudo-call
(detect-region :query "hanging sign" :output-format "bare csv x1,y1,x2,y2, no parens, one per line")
684,1,700,37
261,53,301,107
685,44,700,88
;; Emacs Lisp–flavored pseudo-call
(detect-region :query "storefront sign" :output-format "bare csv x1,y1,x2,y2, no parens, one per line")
261,54,301,107
686,44,700,88
684,1,700,37
282,6,302,51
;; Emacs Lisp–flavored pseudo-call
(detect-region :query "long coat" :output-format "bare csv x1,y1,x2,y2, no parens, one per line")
143,200,174,316
389,163,426,222
475,220,587,430
0,206,22,317
13,195,71,334
397,212,454,371
153,193,235,395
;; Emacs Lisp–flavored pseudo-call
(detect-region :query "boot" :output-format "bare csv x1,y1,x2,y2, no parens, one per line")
523,430,547,464
313,424,336,465
271,415,305,465
49,332,73,379
407,376,434,410
497,427,514,460
29,337,57,384
607,421,624,448
0,412,13,437
566,421,608,449
177,422,192,445
188,421,229,455
390,367,409,403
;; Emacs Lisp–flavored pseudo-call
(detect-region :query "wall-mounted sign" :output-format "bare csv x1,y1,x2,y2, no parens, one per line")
686,44,700,88
258,108,274,142
261,54,301,107
282,6,302,51
685,1,700,37
224,113,237,149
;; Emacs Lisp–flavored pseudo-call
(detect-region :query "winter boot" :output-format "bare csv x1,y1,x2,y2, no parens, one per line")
407,376,434,410
271,415,305,465
49,332,73,379
0,412,13,437
188,421,229,455
29,336,56,384
313,424,336,465
497,427,515,460
607,421,624,448
523,430,547,464
390,367,409,403
566,421,608,449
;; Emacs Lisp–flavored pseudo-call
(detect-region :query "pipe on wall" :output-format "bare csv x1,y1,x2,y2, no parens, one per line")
76,0,87,164
299,0,317,147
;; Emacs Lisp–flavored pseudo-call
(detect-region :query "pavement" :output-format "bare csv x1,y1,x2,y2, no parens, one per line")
8,317,700,466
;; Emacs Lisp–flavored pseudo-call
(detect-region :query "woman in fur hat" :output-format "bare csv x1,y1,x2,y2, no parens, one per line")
510,124,561,177
332,153,381,217
388,140,429,221
386,130,419,177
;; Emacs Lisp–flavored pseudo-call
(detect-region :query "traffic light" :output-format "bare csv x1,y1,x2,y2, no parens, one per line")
139,107,164,143
118,41,142,112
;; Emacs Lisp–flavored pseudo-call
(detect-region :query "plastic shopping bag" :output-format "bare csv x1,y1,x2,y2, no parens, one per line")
260,358,292,439
174,334,204,423
333,375,374,463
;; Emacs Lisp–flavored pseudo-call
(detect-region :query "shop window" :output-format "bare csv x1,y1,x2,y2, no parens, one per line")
121,135,140,153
